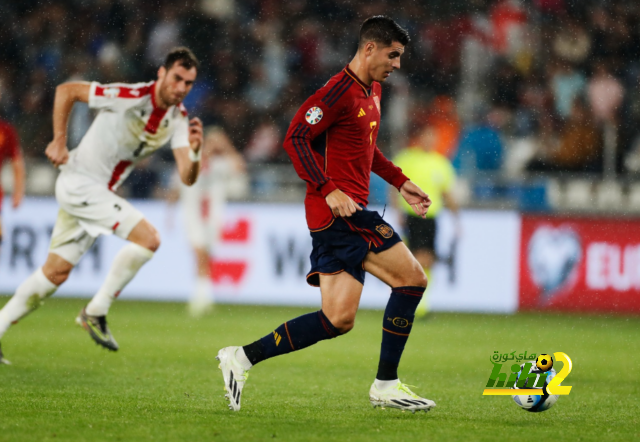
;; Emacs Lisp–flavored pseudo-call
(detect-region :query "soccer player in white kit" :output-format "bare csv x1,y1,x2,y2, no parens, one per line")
177,126,246,316
0,47,203,363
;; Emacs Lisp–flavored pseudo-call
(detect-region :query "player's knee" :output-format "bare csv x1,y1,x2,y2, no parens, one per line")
331,314,356,334
405,260,428,288
139,228,161,252
43,261,73,286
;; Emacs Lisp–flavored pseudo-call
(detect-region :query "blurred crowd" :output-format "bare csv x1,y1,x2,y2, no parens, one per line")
2,0,640,201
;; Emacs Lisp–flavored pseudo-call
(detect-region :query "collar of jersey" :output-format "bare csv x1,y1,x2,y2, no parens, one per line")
150,82,159,109
343,65,372,97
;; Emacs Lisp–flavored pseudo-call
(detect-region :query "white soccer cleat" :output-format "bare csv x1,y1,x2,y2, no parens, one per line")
216,346,249,411
369,380,436,413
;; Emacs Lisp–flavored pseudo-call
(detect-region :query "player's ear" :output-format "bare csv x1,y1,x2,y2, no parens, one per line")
157,66,167,81
365,42,376,56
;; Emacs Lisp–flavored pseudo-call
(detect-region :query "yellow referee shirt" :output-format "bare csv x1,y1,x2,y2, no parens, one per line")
393,147,455,218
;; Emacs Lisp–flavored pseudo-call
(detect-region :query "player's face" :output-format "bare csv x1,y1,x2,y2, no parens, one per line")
157,63,197,106
368,41,405,83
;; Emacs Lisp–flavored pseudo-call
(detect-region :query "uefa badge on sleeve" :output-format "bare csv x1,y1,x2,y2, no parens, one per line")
305,107,323,125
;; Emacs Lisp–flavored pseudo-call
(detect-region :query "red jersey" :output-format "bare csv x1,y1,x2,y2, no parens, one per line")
0,119,21,202
283,66,409,230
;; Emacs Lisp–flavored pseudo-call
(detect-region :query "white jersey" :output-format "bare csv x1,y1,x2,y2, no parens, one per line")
65,81,190,190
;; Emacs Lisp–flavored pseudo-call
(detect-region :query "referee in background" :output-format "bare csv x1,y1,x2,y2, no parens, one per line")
393,124,459,318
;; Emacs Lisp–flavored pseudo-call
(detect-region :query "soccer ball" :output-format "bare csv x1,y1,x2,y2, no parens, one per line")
511,362,559,412
536,354,553,371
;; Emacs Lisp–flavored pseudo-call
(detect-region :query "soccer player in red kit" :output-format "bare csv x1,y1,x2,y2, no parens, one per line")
0,104,26,262
216,16,435,413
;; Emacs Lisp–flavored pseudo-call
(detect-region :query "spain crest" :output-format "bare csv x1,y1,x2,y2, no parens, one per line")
376,224,393,238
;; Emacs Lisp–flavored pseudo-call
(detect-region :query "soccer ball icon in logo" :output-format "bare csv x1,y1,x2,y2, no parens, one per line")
511,361,559,412
536,354,553,371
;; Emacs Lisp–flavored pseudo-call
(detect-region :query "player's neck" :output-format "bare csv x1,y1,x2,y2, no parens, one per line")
153,83,170,110
348,56,373,86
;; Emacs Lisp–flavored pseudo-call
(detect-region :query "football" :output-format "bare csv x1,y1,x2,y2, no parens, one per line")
536,354,553,371
511,362,559,412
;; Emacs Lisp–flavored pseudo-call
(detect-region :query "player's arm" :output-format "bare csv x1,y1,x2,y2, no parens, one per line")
283,86,361,217
11,154,25,209
172,117,203,186
45,82,91,167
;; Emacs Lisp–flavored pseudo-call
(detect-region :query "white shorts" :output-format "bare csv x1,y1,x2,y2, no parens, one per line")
49,171,144,265
181,193,223,250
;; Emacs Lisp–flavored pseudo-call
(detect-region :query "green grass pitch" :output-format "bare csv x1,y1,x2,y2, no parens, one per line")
0,296,638,442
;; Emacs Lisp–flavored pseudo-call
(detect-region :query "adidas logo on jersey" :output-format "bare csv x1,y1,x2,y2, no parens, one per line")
358,108,366,117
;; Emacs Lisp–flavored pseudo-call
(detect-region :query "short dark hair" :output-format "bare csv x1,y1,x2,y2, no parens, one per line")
359,16,410,48
163,47,200,71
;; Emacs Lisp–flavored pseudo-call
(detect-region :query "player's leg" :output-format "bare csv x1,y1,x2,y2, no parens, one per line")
0,253,72,364
188,246,214,317
0,205,92,363
84,218,158,318
406,216,437,317
217,271,360,411
363,242,436,412
78,218,156,351
413,248,435,317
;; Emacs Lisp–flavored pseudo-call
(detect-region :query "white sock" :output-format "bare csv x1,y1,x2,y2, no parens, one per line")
0,268,58,339
85,243,154,316
235,347,253,371
374,379,399,390
192,276,212,304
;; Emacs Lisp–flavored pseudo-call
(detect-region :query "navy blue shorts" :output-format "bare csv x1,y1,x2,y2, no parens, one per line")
306,207,402,287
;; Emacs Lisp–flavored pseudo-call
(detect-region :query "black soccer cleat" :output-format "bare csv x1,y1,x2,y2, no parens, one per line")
76,308,119,351
0,341,11,365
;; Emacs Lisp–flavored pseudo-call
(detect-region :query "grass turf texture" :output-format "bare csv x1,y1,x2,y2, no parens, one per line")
0,297,638,442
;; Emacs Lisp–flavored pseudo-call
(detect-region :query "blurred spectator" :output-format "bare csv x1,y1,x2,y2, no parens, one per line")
425,96,461,159
587,62,624,124
455,107,504,172
528,99,602,173
553,19,591,67
550,60,586,119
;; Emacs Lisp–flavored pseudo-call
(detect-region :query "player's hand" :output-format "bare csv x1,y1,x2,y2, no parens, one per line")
325,189,363,218
45,138,69,167
188,117,203,152
400,180,431,218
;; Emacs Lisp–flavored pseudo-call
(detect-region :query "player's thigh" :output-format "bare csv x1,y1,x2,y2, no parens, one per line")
363,241,427,288
127,218,161,252
56,172,144,240
49,208,96,267
319,271,363,332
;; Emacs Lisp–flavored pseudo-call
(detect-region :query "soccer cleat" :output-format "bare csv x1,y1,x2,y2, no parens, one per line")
369,380,436,413
75,308,119,351
0,342,11,365
216,346,249,411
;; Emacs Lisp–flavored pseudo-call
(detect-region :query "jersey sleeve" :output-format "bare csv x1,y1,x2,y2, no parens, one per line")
88,82,146,111
282,82,349,197
372,146,409,190
171,108,190,149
